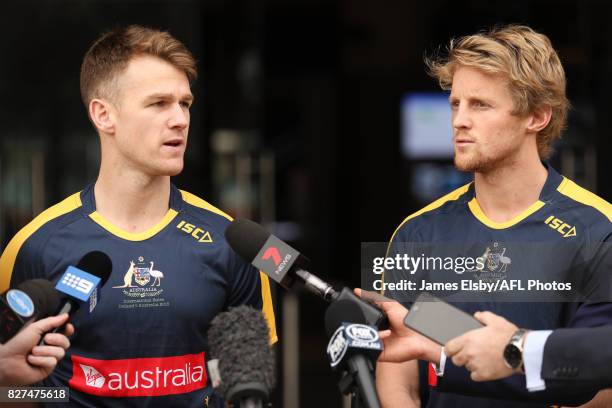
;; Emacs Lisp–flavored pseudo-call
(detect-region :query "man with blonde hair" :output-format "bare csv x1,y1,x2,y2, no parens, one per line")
0,26,276,407
378,25,611,407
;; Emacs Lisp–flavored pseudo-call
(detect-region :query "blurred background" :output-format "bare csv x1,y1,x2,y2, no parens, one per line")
1,0,610,406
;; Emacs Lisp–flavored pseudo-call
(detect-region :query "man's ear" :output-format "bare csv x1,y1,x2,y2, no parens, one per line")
526,105,552,133
89,98,116,134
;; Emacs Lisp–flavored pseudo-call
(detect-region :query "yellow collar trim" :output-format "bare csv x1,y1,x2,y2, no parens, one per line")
89,209,178,241
468,198,545,229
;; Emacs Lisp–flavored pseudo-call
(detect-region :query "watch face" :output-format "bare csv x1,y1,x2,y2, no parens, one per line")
504,344,522,368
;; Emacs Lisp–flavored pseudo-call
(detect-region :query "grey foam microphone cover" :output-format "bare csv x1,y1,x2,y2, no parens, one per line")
207,305,276,399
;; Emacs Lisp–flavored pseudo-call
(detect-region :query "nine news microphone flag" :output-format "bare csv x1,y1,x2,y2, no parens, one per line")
40,251,112,345
0,279,60,344
55,250,112,316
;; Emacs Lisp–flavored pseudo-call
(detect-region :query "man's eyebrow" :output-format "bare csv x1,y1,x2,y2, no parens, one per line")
448,93,490,101
144,92,194,102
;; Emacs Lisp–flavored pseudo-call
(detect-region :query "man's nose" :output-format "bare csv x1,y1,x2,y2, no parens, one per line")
168,103,189,129
452,103,471,130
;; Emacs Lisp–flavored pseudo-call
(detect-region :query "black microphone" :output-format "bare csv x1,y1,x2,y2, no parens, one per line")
207,305,275,408
226,218,336,300
40,251,112,345
0,279,61,344
225,218,388,330
325,300,382,408
56,250,112,315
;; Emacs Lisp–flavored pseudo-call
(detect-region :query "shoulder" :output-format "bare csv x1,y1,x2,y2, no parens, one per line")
3,191,84,252
555,177,611,223
0,191,84,291
177,189,237,241
179,190,233,223
390,183,472,242
552,177,611,242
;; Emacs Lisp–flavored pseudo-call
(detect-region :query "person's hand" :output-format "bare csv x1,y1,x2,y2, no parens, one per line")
354,289,441,364
0,314,75,386
445,311,519,381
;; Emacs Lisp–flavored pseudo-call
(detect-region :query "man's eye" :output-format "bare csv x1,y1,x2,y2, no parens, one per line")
150,101,165,107
474,101,489,108
180,101,191,108
449,101,459,109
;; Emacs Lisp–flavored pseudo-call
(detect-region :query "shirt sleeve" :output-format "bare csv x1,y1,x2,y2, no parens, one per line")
579,238,612,304
523,330,553,391
382,224,422,304
0,230,45,292
226,249,277,344
433,348,447,376
434,300,604,405
0,192,82,292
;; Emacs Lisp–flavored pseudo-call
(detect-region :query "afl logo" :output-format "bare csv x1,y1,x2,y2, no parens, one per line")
346,324,379,342
6,289,35,318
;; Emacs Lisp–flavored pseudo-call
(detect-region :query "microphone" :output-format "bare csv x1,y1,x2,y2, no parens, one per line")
325,300,382,408
225,218,336,301
56,251,112,315
0,279,61,344
40,251,112,345
225,218,388,329
207,305,275,408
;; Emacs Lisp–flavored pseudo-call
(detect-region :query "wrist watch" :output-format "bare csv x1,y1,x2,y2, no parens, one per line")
503,329,528,372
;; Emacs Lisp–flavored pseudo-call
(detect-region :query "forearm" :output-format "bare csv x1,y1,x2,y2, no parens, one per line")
376,360,420,408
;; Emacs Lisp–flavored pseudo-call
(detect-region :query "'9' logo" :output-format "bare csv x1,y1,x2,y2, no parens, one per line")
75,279,94,294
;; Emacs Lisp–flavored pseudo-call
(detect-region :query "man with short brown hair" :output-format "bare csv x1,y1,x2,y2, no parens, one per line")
0,25,276,407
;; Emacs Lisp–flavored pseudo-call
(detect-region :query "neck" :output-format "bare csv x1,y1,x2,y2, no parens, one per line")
473,150,547,223
94,160,171,233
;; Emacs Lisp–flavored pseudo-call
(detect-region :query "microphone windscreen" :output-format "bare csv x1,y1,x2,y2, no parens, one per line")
77,251,113,286
208,305,275,398
324,299,368,337
16,279,61,318
225,219,271,262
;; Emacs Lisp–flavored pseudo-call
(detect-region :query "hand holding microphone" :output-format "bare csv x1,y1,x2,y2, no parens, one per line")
0,313,74,386
1,279,61,343
0,249,112,385
0,278,74,386
354,289,441,365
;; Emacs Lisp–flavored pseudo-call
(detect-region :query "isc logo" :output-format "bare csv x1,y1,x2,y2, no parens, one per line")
176,221,213,243
544,215,577,238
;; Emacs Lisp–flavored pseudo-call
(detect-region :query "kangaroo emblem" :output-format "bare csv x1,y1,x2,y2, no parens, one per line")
113,260,136,288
